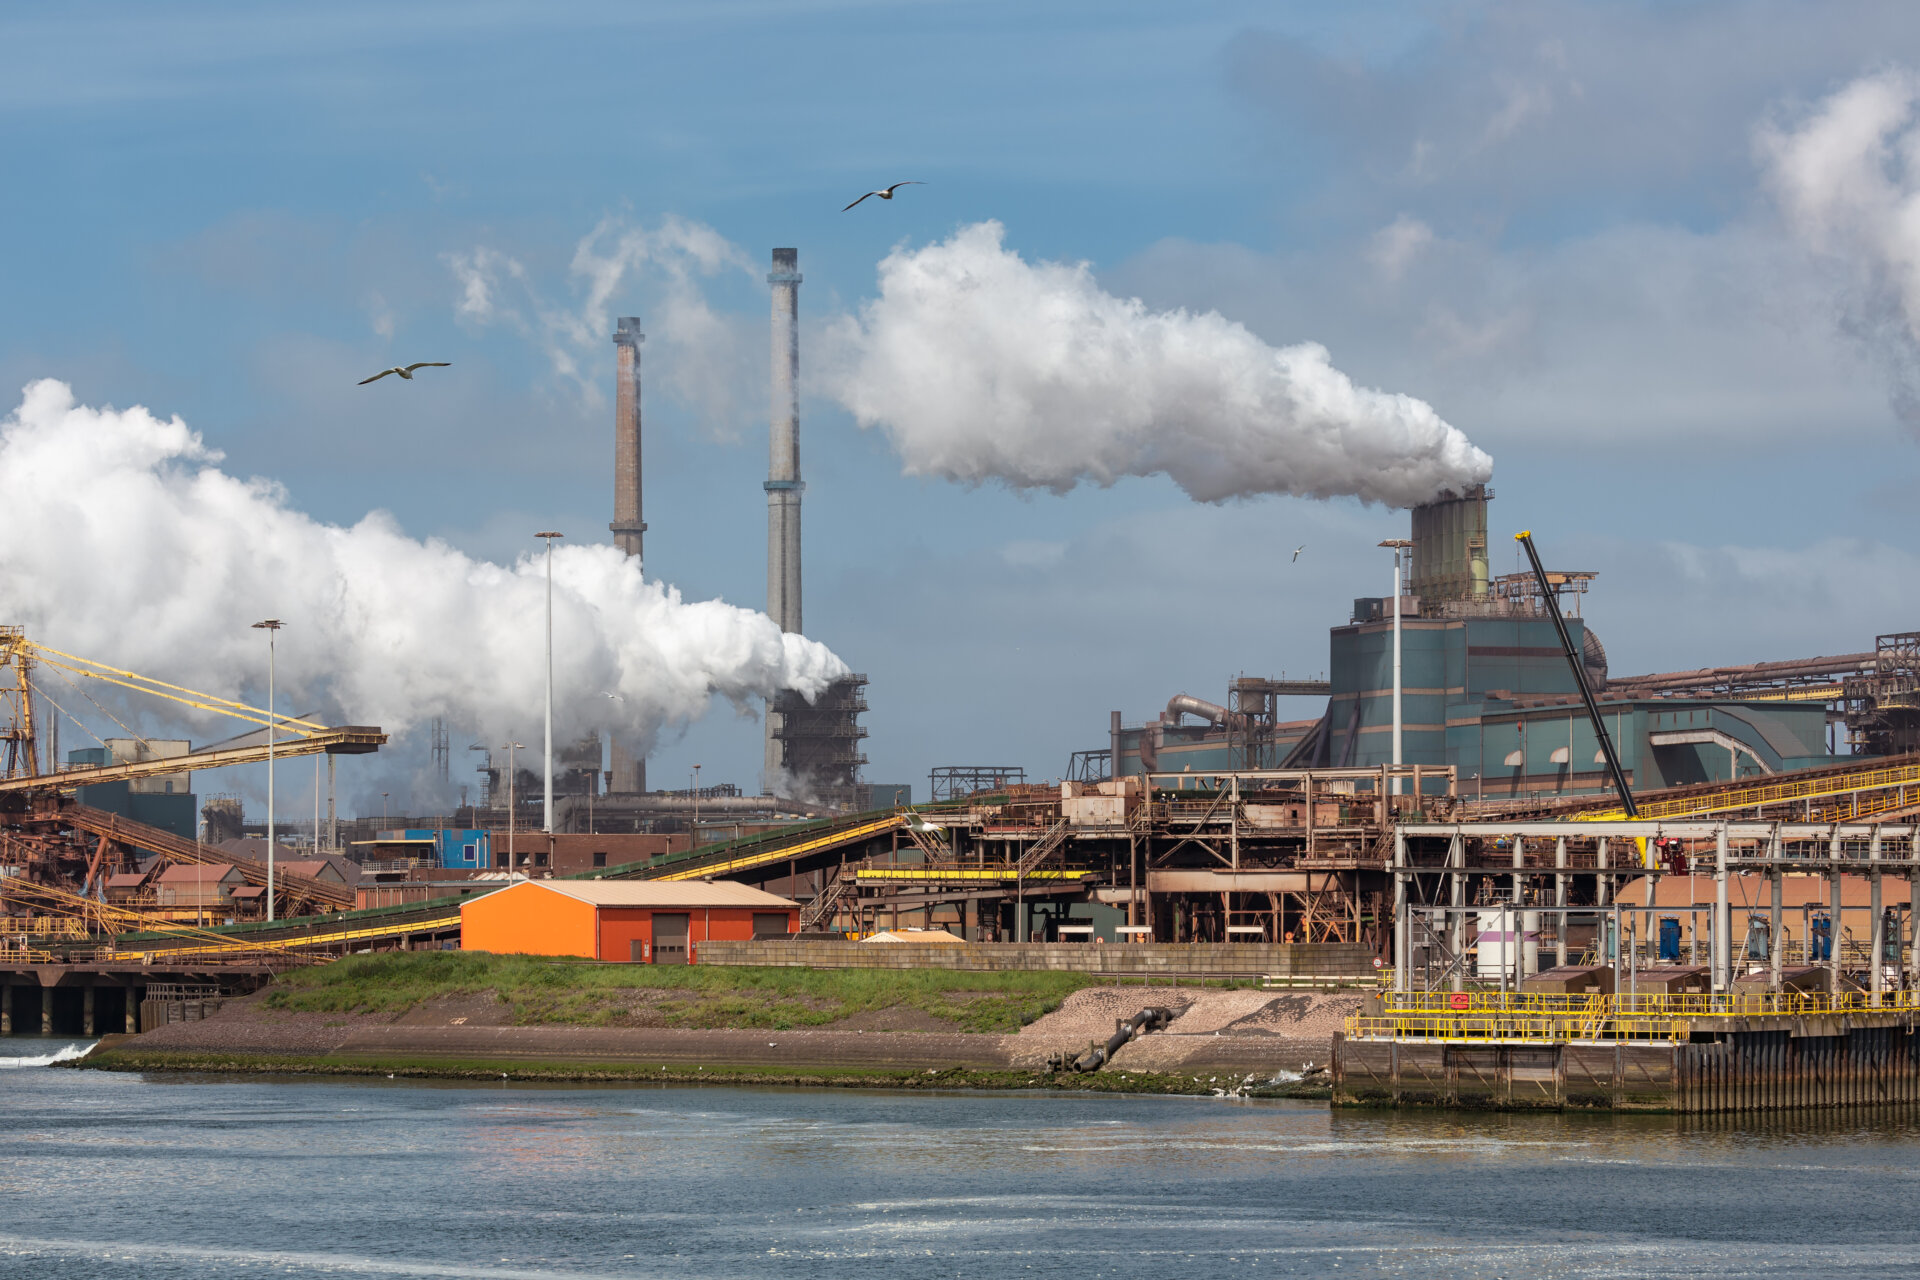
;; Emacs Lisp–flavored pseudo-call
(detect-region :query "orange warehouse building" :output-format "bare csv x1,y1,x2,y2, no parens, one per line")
460,880,800,963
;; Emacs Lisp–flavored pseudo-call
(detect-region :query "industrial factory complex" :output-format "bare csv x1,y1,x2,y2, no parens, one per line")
8,245,1920,1113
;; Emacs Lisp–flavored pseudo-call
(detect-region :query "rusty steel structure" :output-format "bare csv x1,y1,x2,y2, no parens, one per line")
626,765,1456,949
0,630,386,949
0,627,36,781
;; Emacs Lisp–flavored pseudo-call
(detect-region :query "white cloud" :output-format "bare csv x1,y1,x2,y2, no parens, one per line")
820,221,1494,508
1759,67,1920,422
445,217,758,434
0,381,846,753
1368,214,1435,281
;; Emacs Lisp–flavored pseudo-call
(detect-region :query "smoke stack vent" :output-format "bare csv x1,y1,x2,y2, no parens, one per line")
609,316,647,793
764,249,804,788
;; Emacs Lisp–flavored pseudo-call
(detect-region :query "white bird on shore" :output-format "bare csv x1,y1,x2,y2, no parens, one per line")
359,361,451,385
843,181,924,211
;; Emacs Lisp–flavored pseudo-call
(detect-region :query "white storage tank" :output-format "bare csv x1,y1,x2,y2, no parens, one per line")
1475,908,1541,979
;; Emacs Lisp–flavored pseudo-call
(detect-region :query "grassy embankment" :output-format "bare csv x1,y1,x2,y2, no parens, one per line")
79,954,1333,1096
259,950,1099,1032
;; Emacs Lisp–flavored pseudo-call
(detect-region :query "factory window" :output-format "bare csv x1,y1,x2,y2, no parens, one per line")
592,852,607,868
533,852,549,868
462,842,478,865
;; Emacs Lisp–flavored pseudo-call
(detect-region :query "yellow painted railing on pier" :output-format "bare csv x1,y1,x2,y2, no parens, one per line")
1579,759,1920,822
1349,988,1920,1043
1384,989,1920,1018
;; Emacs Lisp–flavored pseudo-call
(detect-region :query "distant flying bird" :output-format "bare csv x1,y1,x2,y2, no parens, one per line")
1292,546,1305,562
843,181,924,211
358,362,450,385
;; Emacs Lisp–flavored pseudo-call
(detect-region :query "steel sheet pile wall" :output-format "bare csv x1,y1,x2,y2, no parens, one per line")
1334,1021,1920,1113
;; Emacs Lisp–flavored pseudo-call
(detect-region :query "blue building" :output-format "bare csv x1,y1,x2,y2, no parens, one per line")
383,828,492,870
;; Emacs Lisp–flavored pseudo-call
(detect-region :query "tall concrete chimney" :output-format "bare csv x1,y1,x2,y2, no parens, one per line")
609,316,647,794
610,317,646,559
764,249,803,786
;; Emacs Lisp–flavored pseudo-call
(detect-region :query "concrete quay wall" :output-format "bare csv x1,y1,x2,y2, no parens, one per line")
696,940,1375,978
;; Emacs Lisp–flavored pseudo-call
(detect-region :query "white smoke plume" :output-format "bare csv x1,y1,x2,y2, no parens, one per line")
1760,69,1920,422
821,221,1493,507
446,215,757,432
0,381,846,754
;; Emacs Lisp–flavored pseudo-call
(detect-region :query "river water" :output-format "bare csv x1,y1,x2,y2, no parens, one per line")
3,1037,1919,1278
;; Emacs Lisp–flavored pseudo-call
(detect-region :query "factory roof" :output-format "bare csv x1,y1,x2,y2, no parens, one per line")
153,863,244,884
464,879,799,910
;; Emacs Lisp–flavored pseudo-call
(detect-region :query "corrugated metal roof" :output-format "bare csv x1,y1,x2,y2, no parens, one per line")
469,879,799,910
153,863,242,883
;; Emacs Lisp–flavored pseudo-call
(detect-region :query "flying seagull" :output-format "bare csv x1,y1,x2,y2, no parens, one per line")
1292,546,1305,562
359,362,451,385
843,181,924,211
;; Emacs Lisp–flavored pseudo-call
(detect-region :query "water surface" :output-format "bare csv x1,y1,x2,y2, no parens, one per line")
2,1037,1916,1278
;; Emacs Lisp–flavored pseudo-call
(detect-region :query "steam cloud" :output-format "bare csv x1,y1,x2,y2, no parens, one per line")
0,381,846,752
447,215,757,433
823,221,1493,507
1761,69,1920,422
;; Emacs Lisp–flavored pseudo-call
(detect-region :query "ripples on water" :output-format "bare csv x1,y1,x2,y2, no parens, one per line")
1,1036,1917,1278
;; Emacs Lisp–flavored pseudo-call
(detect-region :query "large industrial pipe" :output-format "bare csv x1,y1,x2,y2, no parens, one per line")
1050,1006,1179,1072
1165,694,1239,727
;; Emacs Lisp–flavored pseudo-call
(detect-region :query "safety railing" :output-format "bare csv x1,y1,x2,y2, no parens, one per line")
1578,759,1920,822
0,917,91,938
1345,1011,1690,1044
1359,990,1920,1043
1377,988,1920,1021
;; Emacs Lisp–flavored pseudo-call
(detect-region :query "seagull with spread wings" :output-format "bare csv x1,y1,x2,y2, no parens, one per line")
843,181,924,211
1292,545,1305,562
359,362,451,385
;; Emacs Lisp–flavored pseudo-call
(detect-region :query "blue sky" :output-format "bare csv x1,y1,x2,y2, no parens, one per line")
6,1,1920,814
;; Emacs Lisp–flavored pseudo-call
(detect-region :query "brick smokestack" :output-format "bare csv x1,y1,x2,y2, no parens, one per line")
764,249,803,788
609,316,646,793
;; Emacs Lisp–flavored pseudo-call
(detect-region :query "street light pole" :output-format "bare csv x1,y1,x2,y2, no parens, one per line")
536,532,564,838
503,741,525,878
692,763,701,844
251,619,283,921
1378,541,1412,798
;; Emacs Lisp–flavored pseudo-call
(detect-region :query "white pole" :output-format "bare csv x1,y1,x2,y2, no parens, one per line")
536,532,563,835
1378,540,1410,799
266,629,276,922
1392,549,1403,787
252,619,282,922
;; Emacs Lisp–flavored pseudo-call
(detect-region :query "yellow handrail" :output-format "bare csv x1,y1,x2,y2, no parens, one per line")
1580,759,1920,822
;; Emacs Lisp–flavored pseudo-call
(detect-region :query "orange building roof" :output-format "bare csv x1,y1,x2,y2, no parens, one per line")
470,880,799,910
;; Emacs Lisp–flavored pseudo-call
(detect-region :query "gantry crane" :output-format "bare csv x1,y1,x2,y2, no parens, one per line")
0,626,386,917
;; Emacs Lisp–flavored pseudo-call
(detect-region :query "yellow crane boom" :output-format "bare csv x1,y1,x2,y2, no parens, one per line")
0,631,385,793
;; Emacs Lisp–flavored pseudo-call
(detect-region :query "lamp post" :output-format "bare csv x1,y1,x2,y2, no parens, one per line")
502,741,525,877
1378,540,1412,798
692,763,701,844
251,619,283,921
536,532,563,837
